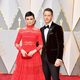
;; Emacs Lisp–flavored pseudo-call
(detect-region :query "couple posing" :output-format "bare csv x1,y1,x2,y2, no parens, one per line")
11,8,64,80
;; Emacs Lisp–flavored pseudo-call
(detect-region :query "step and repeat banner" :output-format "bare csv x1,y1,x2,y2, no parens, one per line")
0,0,80,76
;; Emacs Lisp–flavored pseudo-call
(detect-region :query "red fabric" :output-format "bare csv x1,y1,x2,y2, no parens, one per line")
11,25,45,80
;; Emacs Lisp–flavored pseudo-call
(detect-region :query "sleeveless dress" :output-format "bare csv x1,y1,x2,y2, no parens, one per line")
11,25,45,80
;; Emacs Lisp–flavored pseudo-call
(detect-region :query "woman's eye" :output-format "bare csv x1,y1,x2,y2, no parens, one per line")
30,18,33,20
26,19,29,20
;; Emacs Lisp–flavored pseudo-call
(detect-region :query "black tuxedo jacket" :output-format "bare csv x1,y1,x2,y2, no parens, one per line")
40,22,64,64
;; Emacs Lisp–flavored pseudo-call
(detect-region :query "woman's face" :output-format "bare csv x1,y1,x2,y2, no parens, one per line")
25,16,35,26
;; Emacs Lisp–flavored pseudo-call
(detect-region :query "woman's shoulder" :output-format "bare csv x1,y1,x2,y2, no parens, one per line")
18,27,26,33
33,27,41,33
33,27,40,31
33,27,41,35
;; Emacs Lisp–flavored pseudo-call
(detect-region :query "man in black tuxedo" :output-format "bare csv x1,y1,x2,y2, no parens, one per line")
40,8,64,80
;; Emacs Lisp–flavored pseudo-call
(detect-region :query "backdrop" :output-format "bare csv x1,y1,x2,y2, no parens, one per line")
0,0,80,76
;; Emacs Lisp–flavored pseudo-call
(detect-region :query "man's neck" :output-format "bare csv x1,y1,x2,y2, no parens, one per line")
45,21,52,27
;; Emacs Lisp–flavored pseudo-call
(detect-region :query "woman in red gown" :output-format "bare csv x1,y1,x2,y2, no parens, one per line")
11,11,45,80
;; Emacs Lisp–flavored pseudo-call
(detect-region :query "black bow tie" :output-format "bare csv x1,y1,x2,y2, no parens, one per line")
44,25,49,29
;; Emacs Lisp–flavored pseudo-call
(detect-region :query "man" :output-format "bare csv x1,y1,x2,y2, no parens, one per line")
40,8,64,80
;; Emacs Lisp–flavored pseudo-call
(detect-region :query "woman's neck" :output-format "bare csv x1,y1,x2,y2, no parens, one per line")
26,24,34,28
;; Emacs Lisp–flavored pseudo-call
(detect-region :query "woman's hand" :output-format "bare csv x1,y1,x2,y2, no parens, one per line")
21,49,27,57
28,49,37,57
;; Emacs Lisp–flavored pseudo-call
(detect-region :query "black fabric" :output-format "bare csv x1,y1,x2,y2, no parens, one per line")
42,55,60,80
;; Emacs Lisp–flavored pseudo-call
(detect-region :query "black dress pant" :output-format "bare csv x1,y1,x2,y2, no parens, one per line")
42,55,60,80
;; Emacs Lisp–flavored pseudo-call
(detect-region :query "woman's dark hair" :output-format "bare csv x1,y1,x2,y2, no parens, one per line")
25,11,35,19
43,8,53,16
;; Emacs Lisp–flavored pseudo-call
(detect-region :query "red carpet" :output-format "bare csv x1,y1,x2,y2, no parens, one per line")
0,74,80,80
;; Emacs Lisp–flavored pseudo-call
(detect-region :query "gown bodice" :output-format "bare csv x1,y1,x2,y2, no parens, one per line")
15,25,43,52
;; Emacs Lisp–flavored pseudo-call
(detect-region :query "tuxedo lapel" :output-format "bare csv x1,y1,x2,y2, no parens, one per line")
41,26,46,44
47,22,55,41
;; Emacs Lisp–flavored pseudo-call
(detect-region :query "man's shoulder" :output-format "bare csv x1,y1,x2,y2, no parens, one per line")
40,26,44,30
52,22,62,30
52,22,61,27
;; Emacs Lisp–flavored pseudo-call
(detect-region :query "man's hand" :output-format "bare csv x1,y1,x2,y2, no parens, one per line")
54,59,62,67
21,49,27,57
28,49,37,57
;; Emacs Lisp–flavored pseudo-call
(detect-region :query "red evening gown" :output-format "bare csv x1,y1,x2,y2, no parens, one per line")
11,25,45,80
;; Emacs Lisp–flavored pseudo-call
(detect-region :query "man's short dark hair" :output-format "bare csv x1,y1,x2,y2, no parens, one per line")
43,8,53,15
25,11,35,19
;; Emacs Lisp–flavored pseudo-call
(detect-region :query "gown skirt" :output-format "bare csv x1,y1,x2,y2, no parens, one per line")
11,51,45,80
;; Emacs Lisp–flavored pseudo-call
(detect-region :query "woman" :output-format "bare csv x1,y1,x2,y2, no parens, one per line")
11,11,45,80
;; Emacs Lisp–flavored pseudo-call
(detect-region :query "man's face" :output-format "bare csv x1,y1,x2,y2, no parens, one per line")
43,11,53,24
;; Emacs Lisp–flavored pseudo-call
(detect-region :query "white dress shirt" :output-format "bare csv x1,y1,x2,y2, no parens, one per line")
44,21,52,42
